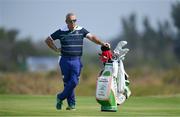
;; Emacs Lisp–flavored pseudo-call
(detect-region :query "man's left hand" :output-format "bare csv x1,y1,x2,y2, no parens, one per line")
103,42,111,48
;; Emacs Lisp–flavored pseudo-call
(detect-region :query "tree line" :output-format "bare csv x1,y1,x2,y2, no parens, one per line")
111,2,180,68
0,28,53,71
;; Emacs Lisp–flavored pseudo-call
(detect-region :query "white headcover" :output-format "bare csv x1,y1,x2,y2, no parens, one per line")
114,41,129,60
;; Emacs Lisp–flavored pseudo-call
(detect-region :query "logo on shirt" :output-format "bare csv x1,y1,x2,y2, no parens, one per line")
75,31,79,34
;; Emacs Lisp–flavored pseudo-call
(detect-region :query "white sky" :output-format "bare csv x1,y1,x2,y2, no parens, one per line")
0,0,177,42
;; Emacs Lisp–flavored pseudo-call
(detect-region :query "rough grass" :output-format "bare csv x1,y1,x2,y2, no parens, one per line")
0,66,180,96
0,95,180,116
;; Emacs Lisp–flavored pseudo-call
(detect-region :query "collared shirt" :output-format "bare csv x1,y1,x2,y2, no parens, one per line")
50,25,90,56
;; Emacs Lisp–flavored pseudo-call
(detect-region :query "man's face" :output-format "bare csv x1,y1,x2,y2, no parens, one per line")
66,15,77,30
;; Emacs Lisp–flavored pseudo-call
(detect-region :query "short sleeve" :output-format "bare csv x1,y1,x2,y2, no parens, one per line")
50,29,62,40
81,28,90,37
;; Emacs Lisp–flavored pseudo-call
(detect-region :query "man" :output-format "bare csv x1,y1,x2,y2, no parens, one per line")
45,13,110,110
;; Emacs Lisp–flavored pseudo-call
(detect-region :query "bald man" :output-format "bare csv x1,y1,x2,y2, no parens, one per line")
45,13,110,110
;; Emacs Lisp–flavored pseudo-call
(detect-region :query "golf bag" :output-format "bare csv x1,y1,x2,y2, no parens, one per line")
96,41,131,112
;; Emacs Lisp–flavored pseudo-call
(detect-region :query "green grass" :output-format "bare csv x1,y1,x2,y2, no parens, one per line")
0,95,180,116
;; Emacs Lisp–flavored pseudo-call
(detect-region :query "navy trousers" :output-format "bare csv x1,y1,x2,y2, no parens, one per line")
57,56,82,106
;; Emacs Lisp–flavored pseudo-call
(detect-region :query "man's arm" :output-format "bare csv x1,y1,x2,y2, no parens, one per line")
45,36,60,52
86,34,110,48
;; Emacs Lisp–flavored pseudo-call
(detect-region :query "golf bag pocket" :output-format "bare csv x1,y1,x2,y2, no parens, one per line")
96,76,112,100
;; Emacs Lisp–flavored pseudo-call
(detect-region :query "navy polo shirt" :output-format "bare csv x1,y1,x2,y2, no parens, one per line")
50,26,90,56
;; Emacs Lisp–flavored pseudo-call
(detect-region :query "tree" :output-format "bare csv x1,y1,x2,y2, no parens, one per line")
0,28,19,71
171,2,180,60
172,2,180,30
121,13,140,50
0,27,53,71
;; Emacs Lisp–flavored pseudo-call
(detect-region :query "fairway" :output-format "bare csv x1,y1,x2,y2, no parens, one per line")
0,95,180,116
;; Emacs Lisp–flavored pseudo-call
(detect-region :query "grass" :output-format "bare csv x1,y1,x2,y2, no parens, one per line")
0,95,180,116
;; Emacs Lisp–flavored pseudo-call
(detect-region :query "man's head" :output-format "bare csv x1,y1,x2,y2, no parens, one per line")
65,13,77,30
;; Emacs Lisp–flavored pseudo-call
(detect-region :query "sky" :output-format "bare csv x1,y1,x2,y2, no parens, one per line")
0,0,177,42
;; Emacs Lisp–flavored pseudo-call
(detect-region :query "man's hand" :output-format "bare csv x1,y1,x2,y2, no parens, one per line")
45,37,60,53
55,48,61,54
102,42,111,48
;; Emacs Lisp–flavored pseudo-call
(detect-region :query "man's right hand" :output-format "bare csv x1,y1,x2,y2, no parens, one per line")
55,48,61,54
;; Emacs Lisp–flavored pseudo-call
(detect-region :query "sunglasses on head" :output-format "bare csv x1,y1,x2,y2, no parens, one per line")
67,19,77,23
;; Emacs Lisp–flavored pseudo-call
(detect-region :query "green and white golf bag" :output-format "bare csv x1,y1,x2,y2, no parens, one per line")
96,41,131,112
